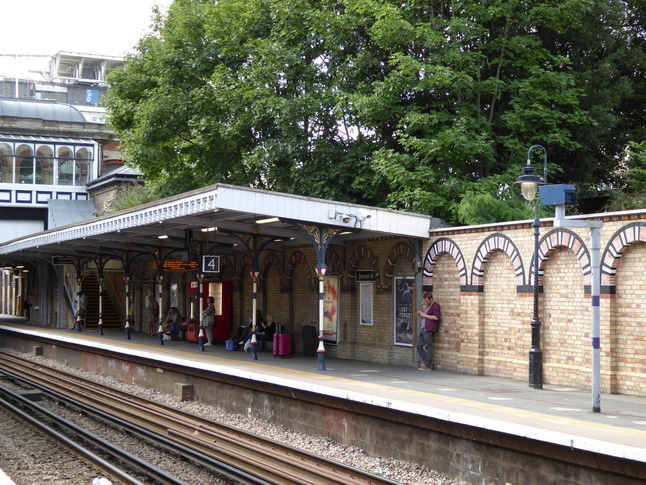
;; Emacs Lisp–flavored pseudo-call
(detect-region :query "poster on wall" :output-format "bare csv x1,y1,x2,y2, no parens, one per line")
394,277,414,346
169,282,179,310
323,274,339,343
360,283,373,325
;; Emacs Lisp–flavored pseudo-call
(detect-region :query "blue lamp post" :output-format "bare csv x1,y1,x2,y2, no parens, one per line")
514,144,548,389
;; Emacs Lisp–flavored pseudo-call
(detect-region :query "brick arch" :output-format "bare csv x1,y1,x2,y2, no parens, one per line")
472,233,524,289
285,250,314,290
537,228,590,286
209,254,235,283
325,247,345,277
235,253,251,283
423,238,467,289
383,241,417,290
260,251,285,288
347,245,379,282
601,222,646,288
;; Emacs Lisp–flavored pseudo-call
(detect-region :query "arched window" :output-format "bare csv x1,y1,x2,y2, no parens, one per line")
75,147,92,186
17,144,35,184
57,146,74,186
36,145,53,185
0,142,13,183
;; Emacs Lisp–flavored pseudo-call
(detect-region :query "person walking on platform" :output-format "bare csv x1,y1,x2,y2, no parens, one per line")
416,292,441,371
145,295,159,336
76,291,87,329
202,296,216,346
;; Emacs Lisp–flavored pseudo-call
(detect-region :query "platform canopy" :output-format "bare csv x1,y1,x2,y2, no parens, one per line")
0,184,438,267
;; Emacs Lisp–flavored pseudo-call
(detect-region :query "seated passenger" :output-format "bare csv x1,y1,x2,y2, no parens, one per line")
262,313,277,343
170,316,190,341
162,307,181,338
231,323,247,350
239,310,266,351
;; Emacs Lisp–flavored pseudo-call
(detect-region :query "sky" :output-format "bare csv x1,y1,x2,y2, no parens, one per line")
1,0,174,57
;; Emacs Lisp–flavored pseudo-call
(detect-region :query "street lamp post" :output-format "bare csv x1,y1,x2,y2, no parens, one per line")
514,144,548,390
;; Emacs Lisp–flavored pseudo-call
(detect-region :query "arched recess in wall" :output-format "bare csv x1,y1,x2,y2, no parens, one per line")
260,251,284,296
423,238,467,291
325,246,345,282
601,222,646,292
217,255,235,283
347,245,380,286
536,229,591,288
234,253,252,323
285,250,314,292
382,241,417,291
235,254,251,285
471,234,524,292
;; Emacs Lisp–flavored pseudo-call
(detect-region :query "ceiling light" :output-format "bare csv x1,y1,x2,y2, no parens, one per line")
256,217,279,224
158,235,168,239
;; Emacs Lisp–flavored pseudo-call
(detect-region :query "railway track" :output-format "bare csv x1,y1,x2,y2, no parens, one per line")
0,352,400,485
0,383,186,485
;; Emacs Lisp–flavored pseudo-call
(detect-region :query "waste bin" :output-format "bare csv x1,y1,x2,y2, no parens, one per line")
302,325,317,356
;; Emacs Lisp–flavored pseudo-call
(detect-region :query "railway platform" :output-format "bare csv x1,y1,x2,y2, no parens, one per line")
1,316,646,484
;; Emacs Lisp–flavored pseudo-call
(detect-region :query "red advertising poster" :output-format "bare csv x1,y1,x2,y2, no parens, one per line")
323,274,339,343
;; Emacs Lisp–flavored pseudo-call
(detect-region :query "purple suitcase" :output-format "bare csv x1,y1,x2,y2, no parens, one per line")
273,332,292,358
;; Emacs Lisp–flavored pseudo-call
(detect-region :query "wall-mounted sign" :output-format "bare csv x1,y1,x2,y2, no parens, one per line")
202,255,220,273
356,270,376,282
85,89,99,103
52,256,74,265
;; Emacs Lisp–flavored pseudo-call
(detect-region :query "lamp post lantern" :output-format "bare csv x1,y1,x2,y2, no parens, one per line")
514,144,548,390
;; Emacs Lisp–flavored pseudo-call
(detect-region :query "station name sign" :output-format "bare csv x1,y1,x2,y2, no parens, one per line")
356,270,376,282
52,256,74,265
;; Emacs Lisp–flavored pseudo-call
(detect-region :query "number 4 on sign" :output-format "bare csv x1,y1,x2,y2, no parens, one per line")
202,256,220,273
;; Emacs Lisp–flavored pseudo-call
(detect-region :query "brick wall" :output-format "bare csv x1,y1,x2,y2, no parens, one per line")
227,210,646,397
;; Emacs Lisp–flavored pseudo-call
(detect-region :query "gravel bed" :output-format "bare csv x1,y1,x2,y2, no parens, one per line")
0,405,110,484
0,347,469,485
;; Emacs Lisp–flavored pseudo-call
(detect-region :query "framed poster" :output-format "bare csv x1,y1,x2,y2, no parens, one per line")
169,282,179,310
323,274,339,343
394,277,414,346
360,282,373,326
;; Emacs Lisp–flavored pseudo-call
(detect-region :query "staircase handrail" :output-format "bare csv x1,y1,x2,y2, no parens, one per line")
62,268,77,314
107,273,124,310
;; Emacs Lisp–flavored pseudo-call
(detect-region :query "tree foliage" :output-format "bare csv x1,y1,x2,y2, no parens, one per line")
105,0,646,224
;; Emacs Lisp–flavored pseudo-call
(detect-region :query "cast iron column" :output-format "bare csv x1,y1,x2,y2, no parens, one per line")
529,201,542,389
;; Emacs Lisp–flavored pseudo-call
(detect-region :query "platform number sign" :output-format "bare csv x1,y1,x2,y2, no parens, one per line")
202,255,220,273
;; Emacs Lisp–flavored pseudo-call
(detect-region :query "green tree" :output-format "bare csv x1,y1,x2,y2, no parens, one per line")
605,141,646,211
105,0,643,224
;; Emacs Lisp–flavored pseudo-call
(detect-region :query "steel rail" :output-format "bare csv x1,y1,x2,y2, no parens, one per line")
0,362,264,485
0,385,181,485
0,351,399,485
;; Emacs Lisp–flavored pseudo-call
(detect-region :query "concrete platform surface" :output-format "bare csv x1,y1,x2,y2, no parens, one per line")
2,318,646,465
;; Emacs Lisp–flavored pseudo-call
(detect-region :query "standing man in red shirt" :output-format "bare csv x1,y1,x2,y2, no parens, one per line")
416,292,441,371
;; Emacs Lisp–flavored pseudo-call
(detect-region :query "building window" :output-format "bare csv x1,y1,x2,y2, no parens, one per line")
0,139,95,187
17,145,35,184
36,145,54,185
0,143,12,183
